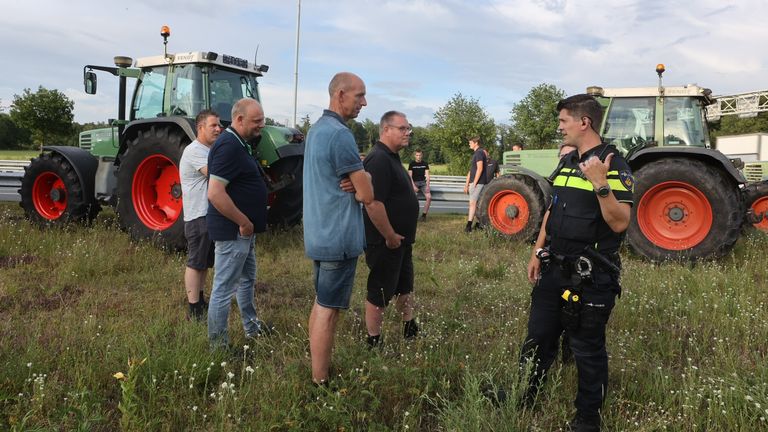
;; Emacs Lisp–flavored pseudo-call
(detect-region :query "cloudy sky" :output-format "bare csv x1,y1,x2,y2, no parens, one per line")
1,0,765,127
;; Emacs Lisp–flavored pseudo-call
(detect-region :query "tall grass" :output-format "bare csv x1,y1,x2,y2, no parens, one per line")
0,202,767,431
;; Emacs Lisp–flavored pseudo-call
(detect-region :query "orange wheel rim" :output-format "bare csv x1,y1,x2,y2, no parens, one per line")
488,190,530,235
132,154,182,230
637,181,713,250
751,196,768,232
32,171,67,220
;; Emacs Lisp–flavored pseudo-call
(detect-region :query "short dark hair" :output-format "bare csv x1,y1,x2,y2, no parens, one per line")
414,149,423,154
195,109,219,128
557,94,603,134
380,110,406,128
469,135,481,145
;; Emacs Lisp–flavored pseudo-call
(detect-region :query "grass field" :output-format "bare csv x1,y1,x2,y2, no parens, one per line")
1,202,767,431
0,150,39,160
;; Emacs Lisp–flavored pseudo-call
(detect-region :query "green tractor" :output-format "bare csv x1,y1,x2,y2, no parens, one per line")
478,65,768,261
19,27,304,250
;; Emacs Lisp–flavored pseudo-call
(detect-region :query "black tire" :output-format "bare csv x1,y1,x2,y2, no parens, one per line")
19,152,100,226
744,180,768,232
116,126,189,251
266,156,303,227
627,158,743,261
477,175,546,242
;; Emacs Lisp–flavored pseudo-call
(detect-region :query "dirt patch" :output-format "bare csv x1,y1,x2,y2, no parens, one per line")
0,284,84,313
254,282,271,294
0,254,37,269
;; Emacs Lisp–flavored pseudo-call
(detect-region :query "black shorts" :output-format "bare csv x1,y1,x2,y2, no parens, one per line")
184,217,214,270
365,242,414,307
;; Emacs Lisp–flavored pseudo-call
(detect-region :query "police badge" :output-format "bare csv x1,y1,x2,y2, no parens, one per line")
619,171,635,191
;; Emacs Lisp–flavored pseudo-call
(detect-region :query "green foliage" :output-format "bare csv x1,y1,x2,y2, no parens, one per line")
510,83,565,149
264,117,285,127
296,114,311,136
10,86,75,149
347,119,376,154
431,93,496,174
709,112,768,142
0,113,32,149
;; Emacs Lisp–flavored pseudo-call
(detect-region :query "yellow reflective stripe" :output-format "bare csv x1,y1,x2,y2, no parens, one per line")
560,167,575,173
560,176,594,191
553,175,569,186
606,170,619,176
608,178,630,192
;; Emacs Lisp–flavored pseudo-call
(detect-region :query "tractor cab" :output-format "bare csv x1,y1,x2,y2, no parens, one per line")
588,83,714,158
131,51,268,123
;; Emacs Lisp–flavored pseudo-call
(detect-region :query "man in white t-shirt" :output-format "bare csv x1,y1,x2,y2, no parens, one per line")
180,109,221,320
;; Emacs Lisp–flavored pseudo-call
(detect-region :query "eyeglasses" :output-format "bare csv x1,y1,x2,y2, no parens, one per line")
388,124,412,134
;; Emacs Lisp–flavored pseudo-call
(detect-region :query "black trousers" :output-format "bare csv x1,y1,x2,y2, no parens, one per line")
519,263,618,417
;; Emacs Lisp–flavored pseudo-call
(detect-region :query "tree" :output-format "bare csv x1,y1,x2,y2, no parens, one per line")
296,114,311,136
709,112,768,143
361,118,379,149
431,93,496,174
10,86,75,150
510,83,565,150
265,117,285,127
347,120,370,154
0,113,32,149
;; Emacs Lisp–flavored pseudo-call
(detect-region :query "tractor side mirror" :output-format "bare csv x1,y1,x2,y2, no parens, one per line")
84,71,97,94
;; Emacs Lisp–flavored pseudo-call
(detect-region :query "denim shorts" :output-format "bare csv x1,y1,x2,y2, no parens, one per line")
313,258,358,309
184,217,214,270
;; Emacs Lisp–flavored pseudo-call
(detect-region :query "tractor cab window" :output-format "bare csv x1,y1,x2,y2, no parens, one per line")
663,97,708,147
602,97,656,155
207,68,261,123
133,66,168,120
170,64,204,118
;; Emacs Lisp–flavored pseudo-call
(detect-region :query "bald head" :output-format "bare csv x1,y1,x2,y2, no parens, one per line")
328,72,367,121
230,98,265,141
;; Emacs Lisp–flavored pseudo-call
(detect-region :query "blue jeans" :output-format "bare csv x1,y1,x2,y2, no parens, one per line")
208,235,262,348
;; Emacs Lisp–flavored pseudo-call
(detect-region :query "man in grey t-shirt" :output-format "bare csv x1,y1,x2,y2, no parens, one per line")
180,109,221,320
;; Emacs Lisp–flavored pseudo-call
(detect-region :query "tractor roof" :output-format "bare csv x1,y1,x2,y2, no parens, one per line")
134,51,265,76
588,84,715,105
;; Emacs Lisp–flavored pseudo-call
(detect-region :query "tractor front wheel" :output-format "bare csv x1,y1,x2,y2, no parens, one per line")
266,155,303,227
627,158,743,261
744,180,768,233
19,152,99,226
477,175,546,242
116,126,189,250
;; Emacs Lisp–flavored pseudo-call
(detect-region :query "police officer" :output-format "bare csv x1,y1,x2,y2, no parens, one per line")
520,94,634,432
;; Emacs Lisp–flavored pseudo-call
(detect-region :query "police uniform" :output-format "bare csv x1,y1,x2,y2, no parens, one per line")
520,143,633,422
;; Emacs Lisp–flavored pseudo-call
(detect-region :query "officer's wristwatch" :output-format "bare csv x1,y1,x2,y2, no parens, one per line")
596,184,611,198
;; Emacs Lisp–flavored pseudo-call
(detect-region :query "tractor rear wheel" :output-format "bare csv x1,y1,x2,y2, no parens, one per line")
116,126,189,251
744,180,768,233
19,152,99,226
477,175,546,242
266,155,303,227
628,158,743,261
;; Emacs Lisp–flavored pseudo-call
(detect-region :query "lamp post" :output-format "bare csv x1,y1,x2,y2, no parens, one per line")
292,0,301,127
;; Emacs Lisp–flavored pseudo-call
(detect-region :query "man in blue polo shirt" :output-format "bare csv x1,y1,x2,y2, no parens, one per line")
304,72,374,385
206,98,270,350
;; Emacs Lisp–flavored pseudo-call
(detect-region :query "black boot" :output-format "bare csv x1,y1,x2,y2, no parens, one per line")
464,221,473,232
188,300,207,322
403,319,419,339
473,222,484,231
366,334,382,349
568,413,601,432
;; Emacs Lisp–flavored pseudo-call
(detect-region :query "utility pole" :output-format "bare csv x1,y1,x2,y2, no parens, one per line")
292,0,301,128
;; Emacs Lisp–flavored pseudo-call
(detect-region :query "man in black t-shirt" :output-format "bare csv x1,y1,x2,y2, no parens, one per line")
408,150,431,221
463,136,487,232
362,110,420,348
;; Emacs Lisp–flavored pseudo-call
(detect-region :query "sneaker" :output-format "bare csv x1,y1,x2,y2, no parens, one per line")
420,213,427,222
568,413,601,432
246,321,276,339
188,301,207,322
403,319,419,339
464,222,472,233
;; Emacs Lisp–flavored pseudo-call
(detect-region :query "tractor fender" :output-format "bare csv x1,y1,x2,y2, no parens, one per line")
118,117,196,162
41,146,99,203
497,165,553,208
628,147,747,185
